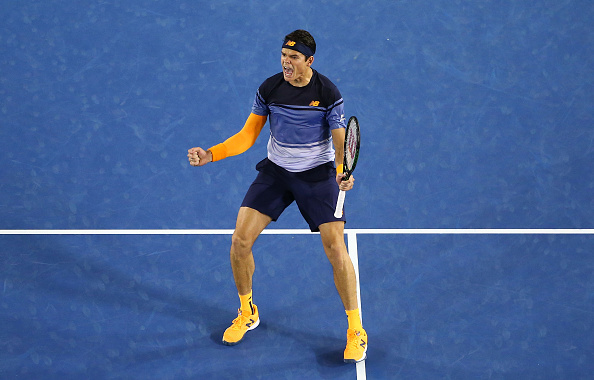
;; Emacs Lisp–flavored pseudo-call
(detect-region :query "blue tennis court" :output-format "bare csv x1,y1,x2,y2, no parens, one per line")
2,1,593,379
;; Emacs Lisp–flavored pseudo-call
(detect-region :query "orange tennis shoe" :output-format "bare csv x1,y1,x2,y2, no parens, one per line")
344,328,368,363
222,305,260,346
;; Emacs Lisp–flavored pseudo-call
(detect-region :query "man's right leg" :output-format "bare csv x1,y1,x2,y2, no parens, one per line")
222,207,271,346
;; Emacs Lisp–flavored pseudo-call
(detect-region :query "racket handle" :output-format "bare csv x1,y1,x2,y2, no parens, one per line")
334,190,346,218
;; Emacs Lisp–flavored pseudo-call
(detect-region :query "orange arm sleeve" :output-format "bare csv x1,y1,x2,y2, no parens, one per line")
208,113,267,162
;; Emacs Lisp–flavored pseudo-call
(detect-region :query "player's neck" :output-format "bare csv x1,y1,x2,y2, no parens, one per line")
288,67,313,87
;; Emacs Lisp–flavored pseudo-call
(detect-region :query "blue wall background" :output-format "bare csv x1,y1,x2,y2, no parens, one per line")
2,0,592,230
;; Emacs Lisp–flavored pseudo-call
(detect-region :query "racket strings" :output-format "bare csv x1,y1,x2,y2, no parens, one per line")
344,124,359,170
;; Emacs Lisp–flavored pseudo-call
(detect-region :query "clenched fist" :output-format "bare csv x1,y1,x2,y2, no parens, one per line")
187,147,213,167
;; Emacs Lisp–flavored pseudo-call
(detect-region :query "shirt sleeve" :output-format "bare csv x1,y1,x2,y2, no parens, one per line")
327,97,346,130
251,90,269,116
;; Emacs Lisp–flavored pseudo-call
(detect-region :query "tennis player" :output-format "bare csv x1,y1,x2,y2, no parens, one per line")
188,29,367,363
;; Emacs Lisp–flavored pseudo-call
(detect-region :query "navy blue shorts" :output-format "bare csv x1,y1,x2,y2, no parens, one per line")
241,158,346,232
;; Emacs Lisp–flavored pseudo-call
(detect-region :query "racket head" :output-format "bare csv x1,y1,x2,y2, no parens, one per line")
342,116,360,180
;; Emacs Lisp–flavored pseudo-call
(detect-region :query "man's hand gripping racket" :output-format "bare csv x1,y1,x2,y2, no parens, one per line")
334,116,360,218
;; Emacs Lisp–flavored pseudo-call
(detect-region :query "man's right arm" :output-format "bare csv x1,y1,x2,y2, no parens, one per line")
187,113,267,166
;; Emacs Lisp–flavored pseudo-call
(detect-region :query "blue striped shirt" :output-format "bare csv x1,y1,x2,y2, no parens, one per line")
251,70,346,172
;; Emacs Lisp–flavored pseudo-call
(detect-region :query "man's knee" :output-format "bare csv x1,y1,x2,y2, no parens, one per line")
231,232,255,258
323,239,349,266
319,222,348,264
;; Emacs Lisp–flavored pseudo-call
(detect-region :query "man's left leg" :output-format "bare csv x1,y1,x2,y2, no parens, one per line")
318,221,367,363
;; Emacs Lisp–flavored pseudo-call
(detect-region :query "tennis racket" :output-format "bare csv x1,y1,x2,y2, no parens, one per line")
334,116,360,218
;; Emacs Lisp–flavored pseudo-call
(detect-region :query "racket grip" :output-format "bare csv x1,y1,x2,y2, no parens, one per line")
334,190,346,218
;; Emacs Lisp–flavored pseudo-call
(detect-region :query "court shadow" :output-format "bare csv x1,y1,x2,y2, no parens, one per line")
316,348,348,368
209,327,226,345
263,320,350,368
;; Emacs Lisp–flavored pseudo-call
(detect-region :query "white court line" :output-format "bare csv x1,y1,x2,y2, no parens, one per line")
347,231,366,380
2,228,594,235
346,228,594,234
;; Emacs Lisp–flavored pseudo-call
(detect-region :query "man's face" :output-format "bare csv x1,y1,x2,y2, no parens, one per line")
281,48,313,86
